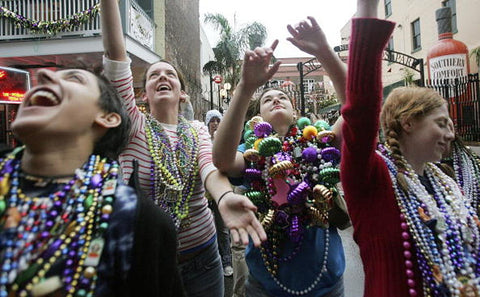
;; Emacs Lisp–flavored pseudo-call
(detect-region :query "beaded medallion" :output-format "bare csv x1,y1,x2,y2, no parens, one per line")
0,148,119,297
145,114,199,230
243,116,341,295
379,145,480,296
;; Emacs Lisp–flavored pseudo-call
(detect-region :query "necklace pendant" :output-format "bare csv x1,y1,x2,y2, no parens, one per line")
102,179,117,196
459,276,479,297
84,237,105,267
180,217,191,229
163,189,180,203
5,207,21,229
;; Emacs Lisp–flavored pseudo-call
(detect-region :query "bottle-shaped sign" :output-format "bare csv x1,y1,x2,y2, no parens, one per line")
427,7,470,81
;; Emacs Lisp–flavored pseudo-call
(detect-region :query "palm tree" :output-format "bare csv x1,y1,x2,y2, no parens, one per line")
471,46,480,71
204,13,267,88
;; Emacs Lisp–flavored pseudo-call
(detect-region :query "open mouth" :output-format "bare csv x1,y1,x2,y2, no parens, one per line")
156,85,171,91
28,90,60,107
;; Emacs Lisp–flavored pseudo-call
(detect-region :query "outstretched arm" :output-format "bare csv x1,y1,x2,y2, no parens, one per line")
212,41,281,176
357,0,379,18
287,17,346,149
205,170,267,247
100,0,128,61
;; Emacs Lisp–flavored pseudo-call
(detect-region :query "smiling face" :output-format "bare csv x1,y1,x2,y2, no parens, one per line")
12,68,105,142
259,89,295,126
143,61,185,112
403,104,454,163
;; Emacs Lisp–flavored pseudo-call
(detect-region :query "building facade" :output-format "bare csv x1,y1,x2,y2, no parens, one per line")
340,0,480,88
0,0,207,146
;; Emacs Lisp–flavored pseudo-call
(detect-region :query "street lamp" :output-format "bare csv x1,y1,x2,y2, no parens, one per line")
223,83,232,106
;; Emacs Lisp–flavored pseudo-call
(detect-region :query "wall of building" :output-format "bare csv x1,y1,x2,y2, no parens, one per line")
164,0,202,119
198,26,219,120
340,0,480,87
153,0,166,59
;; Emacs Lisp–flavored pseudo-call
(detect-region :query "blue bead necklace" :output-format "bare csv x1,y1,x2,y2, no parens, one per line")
0,150,118,297
380,147,480,296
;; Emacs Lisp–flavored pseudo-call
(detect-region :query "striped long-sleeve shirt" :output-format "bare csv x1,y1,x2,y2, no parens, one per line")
103,57,216,253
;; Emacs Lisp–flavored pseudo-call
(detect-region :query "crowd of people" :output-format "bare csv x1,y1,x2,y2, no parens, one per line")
1,0,480,296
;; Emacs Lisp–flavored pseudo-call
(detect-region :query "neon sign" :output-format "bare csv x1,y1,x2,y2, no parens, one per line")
0,67,30,104
1,91,24,103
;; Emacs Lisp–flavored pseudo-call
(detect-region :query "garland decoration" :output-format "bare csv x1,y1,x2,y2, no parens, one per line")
0,148,119,296
243,116,341,294
0,3,100,35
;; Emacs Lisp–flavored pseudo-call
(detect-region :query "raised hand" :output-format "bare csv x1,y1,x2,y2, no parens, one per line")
287,16,330,60
240,40,282,91
356,0,380,18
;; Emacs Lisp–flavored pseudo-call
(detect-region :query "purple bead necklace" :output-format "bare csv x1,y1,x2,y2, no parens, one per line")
145,114,199,230
0,151,118,297
243,116,340,295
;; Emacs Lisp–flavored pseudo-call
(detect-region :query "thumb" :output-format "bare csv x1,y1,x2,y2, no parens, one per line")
241,197,258,212
266,61,282,80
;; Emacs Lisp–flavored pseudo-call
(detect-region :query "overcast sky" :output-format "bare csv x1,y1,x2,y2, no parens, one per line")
199,0,357,58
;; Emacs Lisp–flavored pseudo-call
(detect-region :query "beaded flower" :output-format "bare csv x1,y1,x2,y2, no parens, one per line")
243,116,341,278
0,149,119,297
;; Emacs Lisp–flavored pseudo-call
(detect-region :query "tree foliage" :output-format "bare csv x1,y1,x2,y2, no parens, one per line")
203,13,268,88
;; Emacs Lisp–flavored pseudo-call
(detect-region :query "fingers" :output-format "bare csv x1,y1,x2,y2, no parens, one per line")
247,225,261,247
266,61,282,81
249,217,267,244
238,227,250,246
230,228,240,244
307,16,319,28
270,39,279,51
287,24,298,38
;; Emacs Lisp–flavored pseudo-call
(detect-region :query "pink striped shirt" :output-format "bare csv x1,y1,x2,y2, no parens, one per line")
103,57,216,253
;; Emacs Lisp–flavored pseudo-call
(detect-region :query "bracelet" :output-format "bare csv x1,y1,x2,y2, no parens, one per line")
217,190,233,206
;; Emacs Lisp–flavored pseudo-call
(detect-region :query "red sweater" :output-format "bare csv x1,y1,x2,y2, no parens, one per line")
341,19,425,296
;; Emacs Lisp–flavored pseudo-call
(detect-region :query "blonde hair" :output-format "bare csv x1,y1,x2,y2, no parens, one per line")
380,87,447,191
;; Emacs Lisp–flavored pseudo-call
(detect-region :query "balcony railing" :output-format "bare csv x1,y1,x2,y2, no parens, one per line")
0,0,155,50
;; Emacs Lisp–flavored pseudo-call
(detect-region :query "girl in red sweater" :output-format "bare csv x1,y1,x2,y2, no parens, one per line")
341,0,480,296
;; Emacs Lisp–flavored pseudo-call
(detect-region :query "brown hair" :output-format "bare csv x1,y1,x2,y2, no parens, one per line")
251,87,295,117
380,86,447,192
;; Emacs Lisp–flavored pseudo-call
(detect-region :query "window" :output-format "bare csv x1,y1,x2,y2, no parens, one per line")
411,19,421,51
387,36,394,51
443,0,457,33
303,79,316,93
384,0,392,17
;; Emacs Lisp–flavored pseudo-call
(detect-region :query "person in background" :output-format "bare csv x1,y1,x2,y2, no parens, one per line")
100,1,266,296
340,0,480,295
205,109,223,141
205,109,234,277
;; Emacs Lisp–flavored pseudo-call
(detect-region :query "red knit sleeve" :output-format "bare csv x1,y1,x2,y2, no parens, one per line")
341,18,395,181
340,18,425,297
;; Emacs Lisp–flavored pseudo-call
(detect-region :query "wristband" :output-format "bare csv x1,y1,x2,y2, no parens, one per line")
217,190,233,206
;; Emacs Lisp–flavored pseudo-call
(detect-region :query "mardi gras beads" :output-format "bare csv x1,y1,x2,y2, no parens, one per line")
0,151,119,297
242,116,340,293
145,115,199,230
